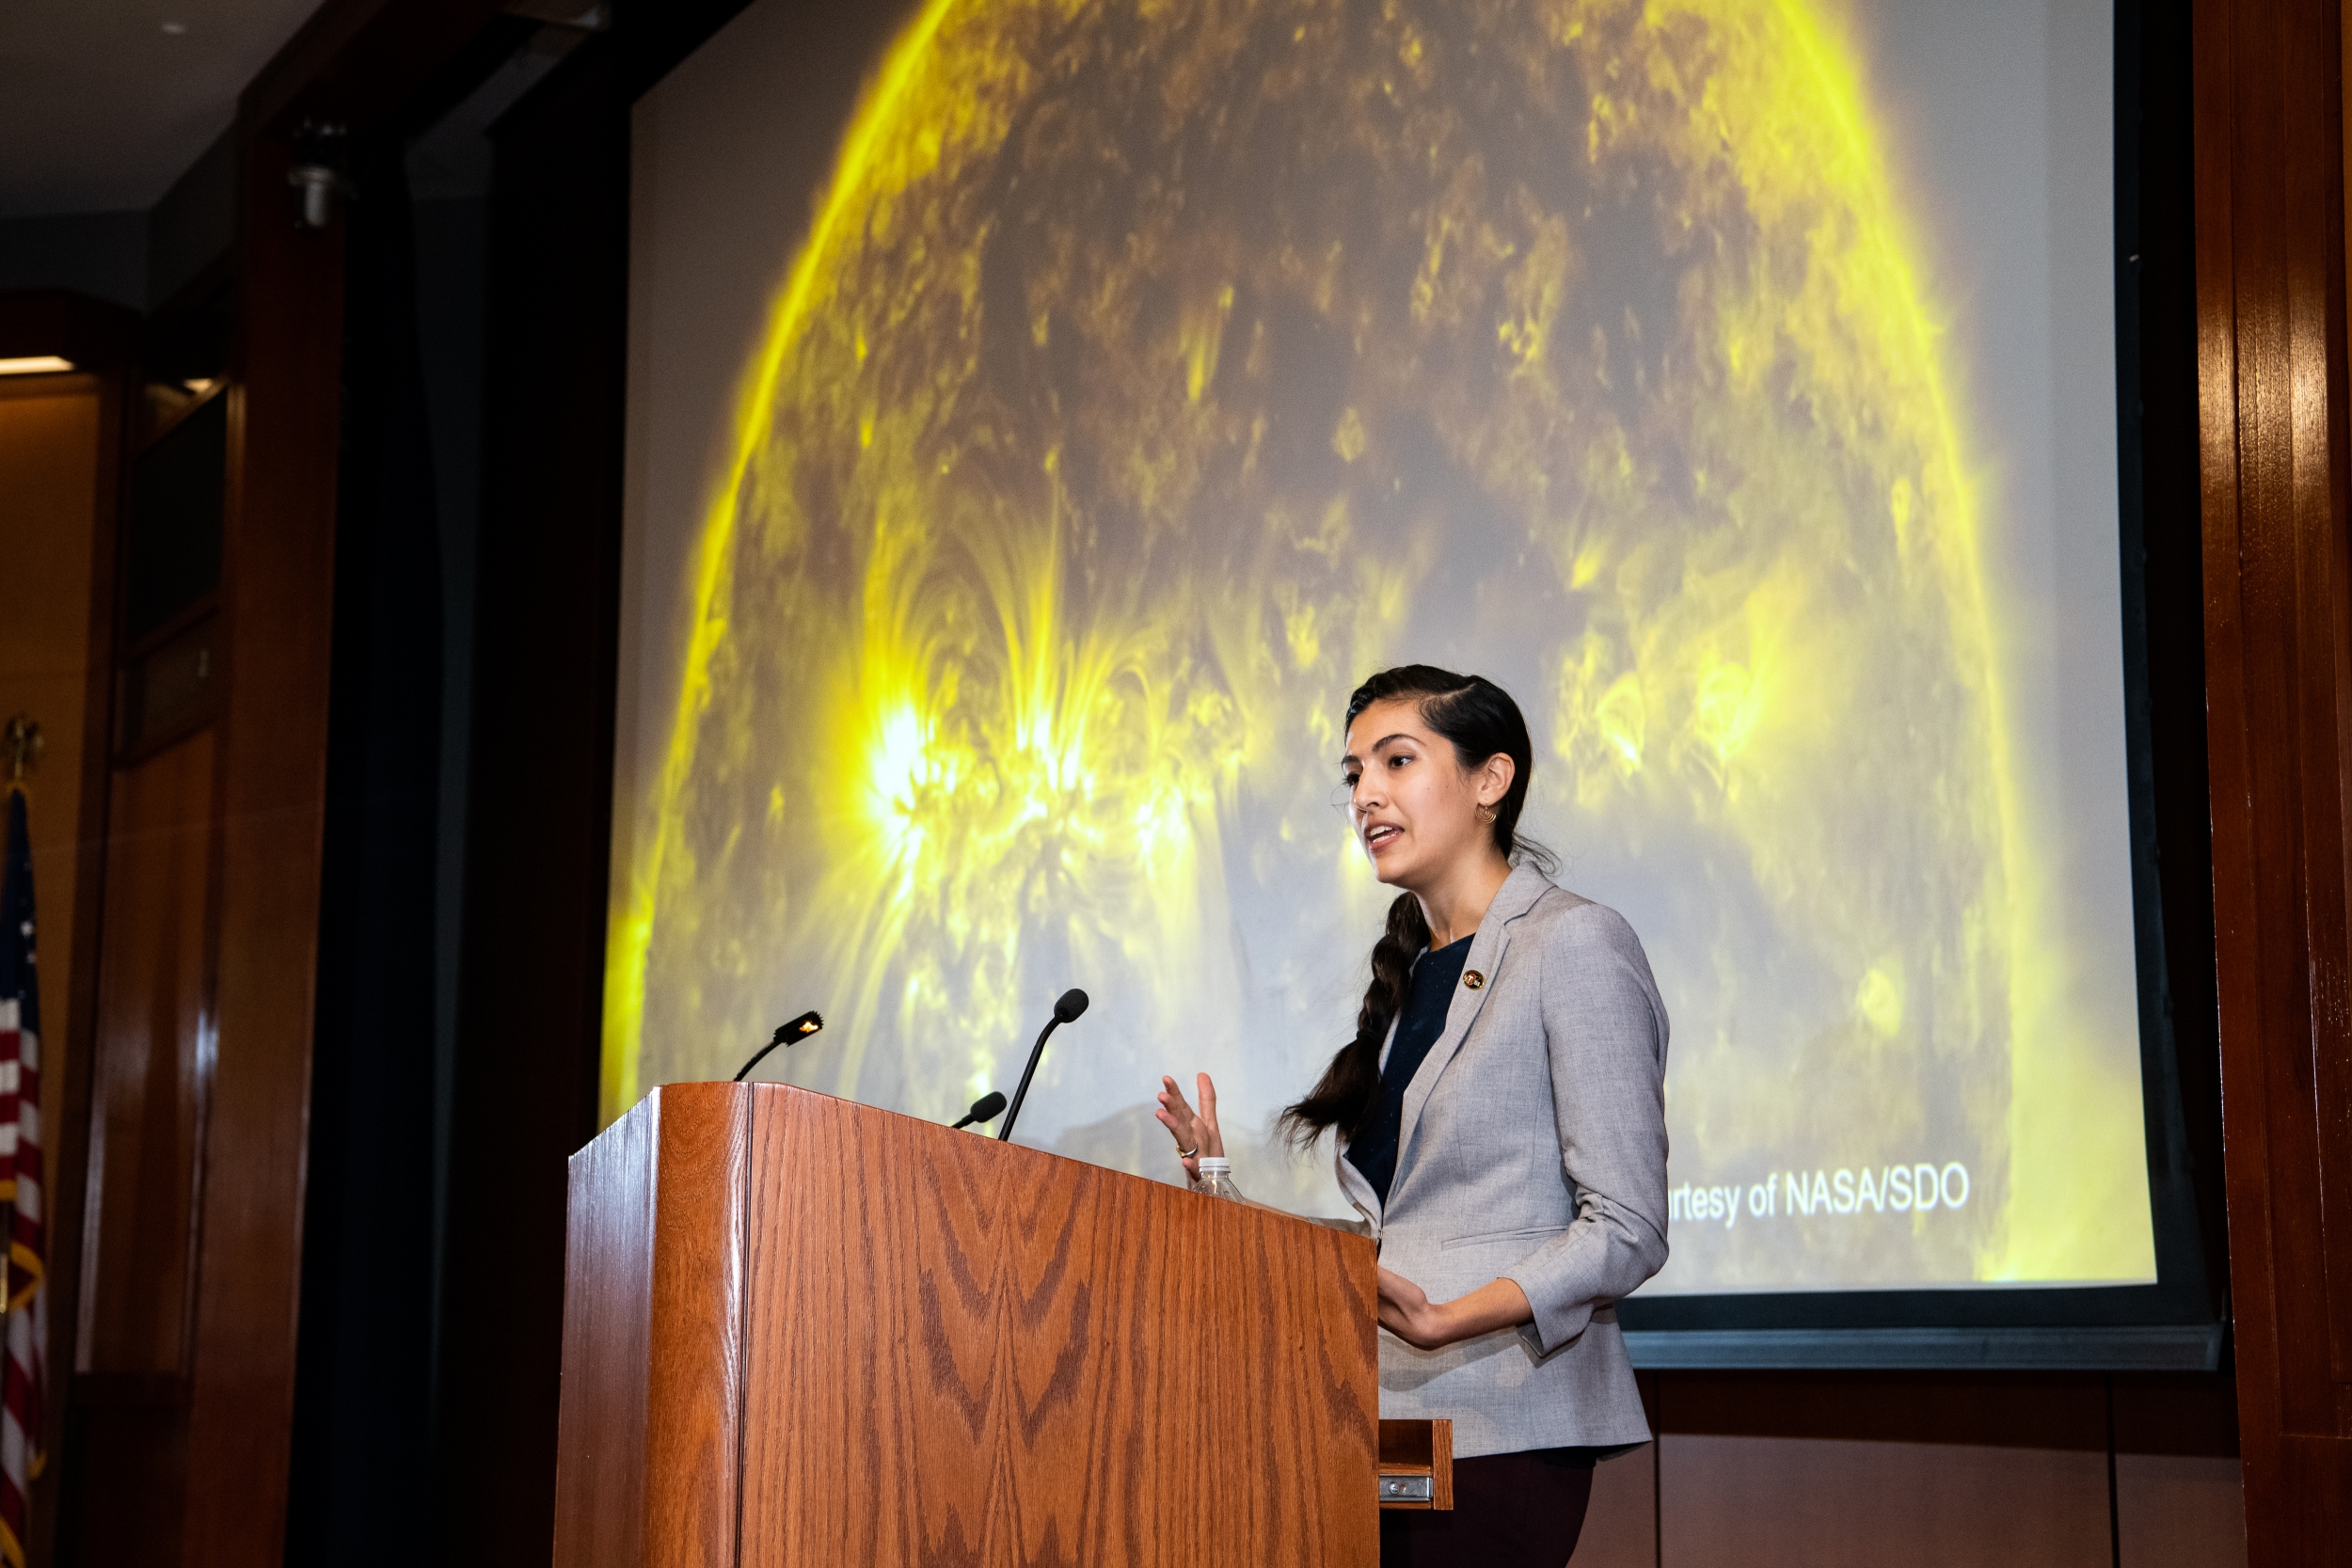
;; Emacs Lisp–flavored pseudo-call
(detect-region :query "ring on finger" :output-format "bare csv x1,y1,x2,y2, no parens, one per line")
1175,1145,1199,1159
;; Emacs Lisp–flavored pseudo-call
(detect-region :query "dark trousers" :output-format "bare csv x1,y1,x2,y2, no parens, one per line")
1378,1447,1597,1568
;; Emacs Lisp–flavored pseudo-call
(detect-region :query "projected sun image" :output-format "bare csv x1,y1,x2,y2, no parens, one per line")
610,0,2157,1291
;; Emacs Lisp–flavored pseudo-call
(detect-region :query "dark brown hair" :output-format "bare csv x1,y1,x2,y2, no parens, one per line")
1277,666,1550,1148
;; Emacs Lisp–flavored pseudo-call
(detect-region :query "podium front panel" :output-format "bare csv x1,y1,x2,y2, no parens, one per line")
556,1081,1381,1568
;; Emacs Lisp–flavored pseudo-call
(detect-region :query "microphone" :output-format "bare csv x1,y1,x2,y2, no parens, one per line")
951,1090,1008,1130
997,989,1088,1145
731,1009,824,1083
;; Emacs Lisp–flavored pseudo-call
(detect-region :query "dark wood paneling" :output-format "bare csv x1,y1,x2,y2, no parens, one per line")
2193,0,2352,1553
0,291,136,1568
64,732,213,1567
45,325,129,1568
176,129,345,1568
1643,1371,2245,1563
1646,1372,2230,1457
2115,1451,2248,1568
2112,1372,2243,1458
551,1090,660,1568
1658,1433,2112,1568
1653,1370,2109,1451
75,731,214,1378
1573,1442,1655,1568
57,1373,189,1567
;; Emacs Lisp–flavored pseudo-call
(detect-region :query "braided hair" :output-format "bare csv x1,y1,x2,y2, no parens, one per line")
1277,666,1551,1148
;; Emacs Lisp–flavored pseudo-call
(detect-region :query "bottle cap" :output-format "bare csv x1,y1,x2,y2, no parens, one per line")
1198,1156,1232,1175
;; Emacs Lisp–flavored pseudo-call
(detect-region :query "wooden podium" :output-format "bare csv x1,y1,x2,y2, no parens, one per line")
554,1081,1443,1566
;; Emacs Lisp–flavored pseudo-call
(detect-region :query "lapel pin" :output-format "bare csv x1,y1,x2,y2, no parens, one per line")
1464,970,1485,990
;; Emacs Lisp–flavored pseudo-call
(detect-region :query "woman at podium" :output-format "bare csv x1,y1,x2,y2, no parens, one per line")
1154,665,1670,1568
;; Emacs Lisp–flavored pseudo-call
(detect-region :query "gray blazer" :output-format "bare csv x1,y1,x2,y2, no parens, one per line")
1334,863,1670,1457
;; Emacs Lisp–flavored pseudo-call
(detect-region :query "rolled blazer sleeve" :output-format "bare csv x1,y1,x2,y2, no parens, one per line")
1498,903,1670,1356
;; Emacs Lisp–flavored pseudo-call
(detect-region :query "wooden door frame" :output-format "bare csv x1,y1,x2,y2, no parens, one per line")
155,8,504,1563
2193,0,2352,1555
0,289,134,1567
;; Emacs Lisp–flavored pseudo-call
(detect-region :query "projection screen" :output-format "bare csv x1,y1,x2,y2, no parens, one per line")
607,0,2158,1299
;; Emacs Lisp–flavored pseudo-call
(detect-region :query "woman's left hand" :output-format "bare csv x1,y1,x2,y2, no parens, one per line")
1375,1268,1535,1351
1375,1266,1449,1348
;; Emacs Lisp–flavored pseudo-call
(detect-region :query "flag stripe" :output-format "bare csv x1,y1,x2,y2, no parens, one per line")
0,788,46,1565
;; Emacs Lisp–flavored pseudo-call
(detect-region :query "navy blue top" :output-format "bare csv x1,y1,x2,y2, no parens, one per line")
1344,933,1473,1208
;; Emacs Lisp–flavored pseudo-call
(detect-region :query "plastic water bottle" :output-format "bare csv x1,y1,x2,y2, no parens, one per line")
1195,1156,1243,1201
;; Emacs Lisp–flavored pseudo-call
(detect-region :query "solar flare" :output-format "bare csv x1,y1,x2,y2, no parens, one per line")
608,0,2156,1290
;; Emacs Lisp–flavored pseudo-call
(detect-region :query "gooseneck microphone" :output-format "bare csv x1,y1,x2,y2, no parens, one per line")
952,1090,1008,1131
732,1009,824,1083
996,989,1089,1145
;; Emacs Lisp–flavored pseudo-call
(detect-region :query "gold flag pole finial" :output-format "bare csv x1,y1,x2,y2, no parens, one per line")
4,715,40,788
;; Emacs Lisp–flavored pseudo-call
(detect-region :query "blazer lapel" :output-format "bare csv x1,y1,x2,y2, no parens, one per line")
1389,863,1551,1204
1334,1135,1383,1229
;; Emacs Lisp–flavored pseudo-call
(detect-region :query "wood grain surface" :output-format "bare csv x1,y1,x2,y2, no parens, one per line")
643,1083,751,1568
77,732,214,1377
716,1083,1378,1568
2192,0,2352,1553
557,1083,1383,1567
179,124,345,1568
552,1089,659,1568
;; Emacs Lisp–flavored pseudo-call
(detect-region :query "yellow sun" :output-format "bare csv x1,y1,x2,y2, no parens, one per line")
609,0,2153,1288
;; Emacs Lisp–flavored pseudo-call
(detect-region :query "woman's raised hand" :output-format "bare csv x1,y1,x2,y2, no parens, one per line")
1154,1072,1224,1181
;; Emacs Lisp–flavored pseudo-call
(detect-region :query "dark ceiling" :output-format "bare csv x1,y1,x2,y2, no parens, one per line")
0,0,323,217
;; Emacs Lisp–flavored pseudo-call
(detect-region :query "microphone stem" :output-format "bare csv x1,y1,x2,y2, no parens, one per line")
996,1018,1061,1143
733,1029,788,1084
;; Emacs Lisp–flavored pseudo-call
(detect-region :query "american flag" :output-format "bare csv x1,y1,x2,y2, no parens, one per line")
0,788,46,1568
